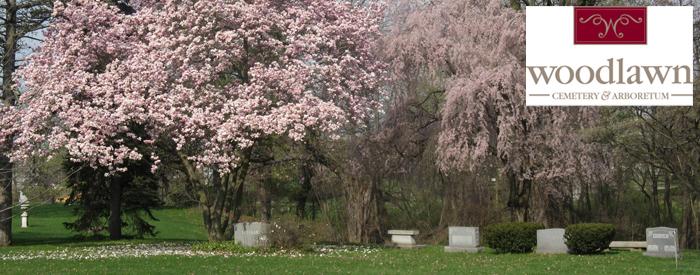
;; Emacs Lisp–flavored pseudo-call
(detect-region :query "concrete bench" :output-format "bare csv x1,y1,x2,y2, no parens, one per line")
609,241,646,250
388,230,419,249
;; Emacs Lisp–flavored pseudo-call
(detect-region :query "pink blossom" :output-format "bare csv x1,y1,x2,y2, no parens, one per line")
384,0,607,185
7,0,386,173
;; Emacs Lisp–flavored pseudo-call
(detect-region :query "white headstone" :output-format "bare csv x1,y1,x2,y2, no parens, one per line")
536,228,568,254
445,226,483,253
644,227,679,258
234,222,270,247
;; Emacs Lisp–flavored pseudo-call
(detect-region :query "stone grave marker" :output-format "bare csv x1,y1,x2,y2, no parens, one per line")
444,226,483,253
536,228,568,254
644,227,679,258
234,222,270,247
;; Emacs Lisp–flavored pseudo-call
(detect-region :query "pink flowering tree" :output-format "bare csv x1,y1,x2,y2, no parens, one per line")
11,0,384,240
384,0,605,221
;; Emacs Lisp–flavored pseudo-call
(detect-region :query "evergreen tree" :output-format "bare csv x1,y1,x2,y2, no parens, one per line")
63,124,163,239
63,155,162,239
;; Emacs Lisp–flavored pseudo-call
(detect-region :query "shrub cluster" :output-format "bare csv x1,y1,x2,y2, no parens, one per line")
483,222,544,253
564,223,615,254
268,215,338,249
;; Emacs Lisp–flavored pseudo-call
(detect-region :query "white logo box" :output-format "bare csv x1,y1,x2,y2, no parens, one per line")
526,6,693,106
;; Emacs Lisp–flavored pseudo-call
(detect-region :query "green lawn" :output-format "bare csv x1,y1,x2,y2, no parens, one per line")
9,204,207,248
1,204,698,274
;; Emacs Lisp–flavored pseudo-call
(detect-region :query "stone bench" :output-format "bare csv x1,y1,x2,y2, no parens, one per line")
388,230,419,249
609,241,646,250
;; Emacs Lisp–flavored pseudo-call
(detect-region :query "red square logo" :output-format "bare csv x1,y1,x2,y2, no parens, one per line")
574,7,646,44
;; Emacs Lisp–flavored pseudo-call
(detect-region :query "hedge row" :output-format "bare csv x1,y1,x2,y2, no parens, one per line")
483,222,544,253
482,222,615,254
565,223,616,254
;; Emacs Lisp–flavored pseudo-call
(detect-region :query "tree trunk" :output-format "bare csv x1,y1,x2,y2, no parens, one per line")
0,155,12,246
694,196,700,250
179,152,251,241
650,170,661,225
345,177,383,244
108,179,122,240
258,179,272,222
507,171,532,222
295,164,313,219
680,190,695,249
439,171,485,228
0,0,17,247
310,199,318,220
2,0,17,108
438,172,459,229
663,173,673,224
569,182,600,223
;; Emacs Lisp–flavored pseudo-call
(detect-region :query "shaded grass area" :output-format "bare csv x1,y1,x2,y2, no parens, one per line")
1,204,699,274
8,204,206,250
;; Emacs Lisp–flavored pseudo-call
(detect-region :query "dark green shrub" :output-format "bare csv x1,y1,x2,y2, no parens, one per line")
564,223,615,254
483,222,544,253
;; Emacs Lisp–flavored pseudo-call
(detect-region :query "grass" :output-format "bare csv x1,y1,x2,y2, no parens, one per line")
8,204,207,250
1,204,699,274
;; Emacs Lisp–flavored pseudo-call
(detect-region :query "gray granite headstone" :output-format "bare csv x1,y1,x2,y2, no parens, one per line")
644,227,679,258
444,226,483,253
234,222,270,247
536,228,568,254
